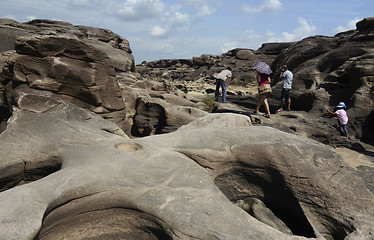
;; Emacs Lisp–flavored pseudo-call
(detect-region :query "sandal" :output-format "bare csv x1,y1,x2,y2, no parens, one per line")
277,108,283,112
263,114,270,118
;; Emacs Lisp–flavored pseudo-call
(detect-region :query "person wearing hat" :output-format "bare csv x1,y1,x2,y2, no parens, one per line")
327,102,349,139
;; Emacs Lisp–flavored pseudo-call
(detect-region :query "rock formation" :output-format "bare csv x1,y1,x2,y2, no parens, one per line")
0,18,206,137
0,18,374,240
0,18,133,132
137,17,374,142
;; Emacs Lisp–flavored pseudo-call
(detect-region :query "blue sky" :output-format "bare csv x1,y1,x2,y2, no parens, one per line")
1,0,373,64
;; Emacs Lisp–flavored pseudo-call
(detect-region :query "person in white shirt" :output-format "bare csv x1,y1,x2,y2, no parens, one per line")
278,65,293,112
215,67,232,103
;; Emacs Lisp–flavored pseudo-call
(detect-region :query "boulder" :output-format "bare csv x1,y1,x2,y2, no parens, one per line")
0,19,138,134
0,18,135,72
6,35,125,114
236,49,253,60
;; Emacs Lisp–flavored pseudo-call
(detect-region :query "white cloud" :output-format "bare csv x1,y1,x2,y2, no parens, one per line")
217,30,263,53
68,0,90,7
333,18,359,34
243,0,282,12
150,11,190,38
220,41,238,53
150,25,168,37
196,4,215,17
237,30,262,42
181,0,215,8
268,18,317,42
116,0,165,21
178,0,217,17
66,0,108,12
156,42,174,53
266,31,276,39
173,11,190,25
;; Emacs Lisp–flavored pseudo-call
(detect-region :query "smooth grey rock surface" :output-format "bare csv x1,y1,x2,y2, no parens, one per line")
0,95,373,239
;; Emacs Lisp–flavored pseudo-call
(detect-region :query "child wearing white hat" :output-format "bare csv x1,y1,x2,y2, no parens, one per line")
327,102,349,139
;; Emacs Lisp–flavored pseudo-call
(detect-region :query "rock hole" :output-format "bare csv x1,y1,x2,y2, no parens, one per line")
0,90,12,134
24,161,62,182
35,208,174,240
116,142,143,152
215,163,353,239
0,157,62,192
214,166,316,238
131,100,167,137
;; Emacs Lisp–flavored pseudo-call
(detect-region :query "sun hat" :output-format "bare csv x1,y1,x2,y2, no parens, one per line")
337,102,346,108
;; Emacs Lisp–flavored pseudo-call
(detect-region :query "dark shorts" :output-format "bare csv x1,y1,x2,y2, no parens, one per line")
281,88,291,100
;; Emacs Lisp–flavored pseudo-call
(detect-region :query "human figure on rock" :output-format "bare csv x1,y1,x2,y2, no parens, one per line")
327,102,349,139
215,67,232,103
277,65,293,112
254,71,271,118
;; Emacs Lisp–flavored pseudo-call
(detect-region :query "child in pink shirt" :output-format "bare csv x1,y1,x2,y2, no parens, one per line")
328,102,348,139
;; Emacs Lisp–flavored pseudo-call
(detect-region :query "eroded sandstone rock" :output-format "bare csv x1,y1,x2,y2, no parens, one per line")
0,103,373,240
0,19,212,138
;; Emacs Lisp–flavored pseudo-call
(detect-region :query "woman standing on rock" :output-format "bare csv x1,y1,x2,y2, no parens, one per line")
254,71,272,118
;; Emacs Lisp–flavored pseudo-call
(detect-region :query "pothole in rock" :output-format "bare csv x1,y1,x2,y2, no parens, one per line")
0,158,62,192
116,142,143,152
35,208,174,240
214,162,352,240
